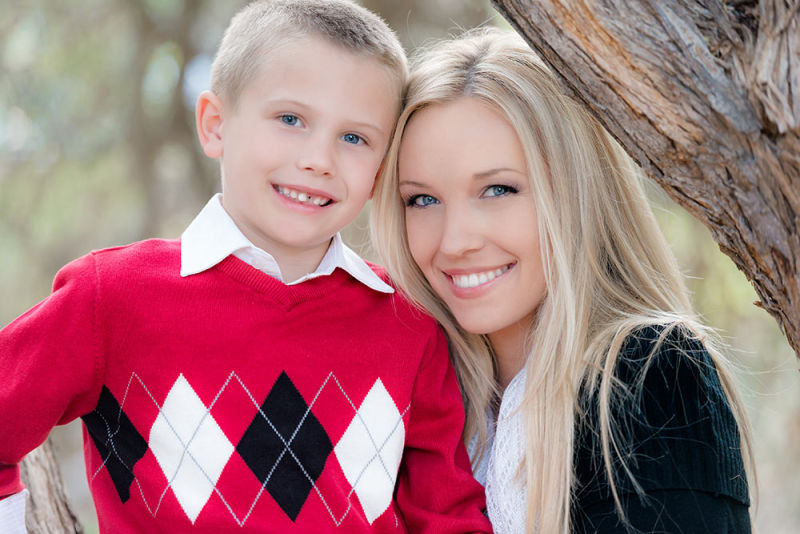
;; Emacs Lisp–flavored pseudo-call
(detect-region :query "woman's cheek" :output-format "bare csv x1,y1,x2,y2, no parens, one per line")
406,212,438,274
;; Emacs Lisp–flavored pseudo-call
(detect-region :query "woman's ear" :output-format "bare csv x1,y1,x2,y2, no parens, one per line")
195,90,224,158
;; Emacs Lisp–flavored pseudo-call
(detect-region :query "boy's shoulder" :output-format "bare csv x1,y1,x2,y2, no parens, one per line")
360,260,440,331
90,237,180,271
89,237,180,258
60,238,181,284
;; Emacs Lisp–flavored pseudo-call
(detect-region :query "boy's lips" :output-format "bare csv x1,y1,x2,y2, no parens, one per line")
273,184,334,207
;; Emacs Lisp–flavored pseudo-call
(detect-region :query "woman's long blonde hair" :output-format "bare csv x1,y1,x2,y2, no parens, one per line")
370,27,754,533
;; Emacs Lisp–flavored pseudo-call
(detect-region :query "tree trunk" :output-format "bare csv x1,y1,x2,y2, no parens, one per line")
20,438,83,533
491,0,800,358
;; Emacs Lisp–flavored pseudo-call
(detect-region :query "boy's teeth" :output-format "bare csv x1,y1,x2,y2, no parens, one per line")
278,186,330,206
453,265,510,289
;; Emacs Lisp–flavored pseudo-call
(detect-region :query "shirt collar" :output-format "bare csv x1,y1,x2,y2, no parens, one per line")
181,194,393,294
309,233,394,293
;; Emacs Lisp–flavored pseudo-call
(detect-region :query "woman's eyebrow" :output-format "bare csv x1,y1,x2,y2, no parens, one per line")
473,168,525,180
398,180,429,187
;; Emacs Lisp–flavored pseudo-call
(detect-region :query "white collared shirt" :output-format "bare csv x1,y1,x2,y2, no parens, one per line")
180,194,393,294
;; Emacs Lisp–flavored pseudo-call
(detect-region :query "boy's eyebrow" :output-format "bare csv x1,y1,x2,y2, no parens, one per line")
348,120,386,135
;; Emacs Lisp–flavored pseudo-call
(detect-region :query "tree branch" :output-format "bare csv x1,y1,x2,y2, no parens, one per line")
491,0,800,357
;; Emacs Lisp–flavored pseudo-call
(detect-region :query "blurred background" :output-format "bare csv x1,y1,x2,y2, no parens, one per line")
1,1,797,532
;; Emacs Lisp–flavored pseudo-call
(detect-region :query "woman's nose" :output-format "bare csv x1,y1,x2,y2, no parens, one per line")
438,205,484,257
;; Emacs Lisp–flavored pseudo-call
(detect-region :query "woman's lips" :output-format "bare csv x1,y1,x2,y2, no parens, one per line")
443,263,515,295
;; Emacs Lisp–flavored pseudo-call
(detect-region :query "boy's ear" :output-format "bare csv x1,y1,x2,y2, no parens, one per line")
196,90,225,158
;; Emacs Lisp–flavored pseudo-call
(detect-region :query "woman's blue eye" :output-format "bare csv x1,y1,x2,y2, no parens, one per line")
407,194,438,207
280,114,300,126
342,133,364,145
484,184,517,198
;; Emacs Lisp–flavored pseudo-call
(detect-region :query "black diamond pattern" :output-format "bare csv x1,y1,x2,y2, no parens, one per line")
82,385,148,502
237,371,332,521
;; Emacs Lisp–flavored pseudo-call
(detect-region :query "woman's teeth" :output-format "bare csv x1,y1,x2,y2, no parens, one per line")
277,186,331,206
452,265,510,289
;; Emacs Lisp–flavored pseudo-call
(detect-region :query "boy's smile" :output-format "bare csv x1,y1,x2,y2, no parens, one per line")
198,35,399,282
274,185,333,207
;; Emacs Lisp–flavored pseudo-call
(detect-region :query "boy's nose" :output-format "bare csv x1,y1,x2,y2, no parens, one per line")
297,134,335,177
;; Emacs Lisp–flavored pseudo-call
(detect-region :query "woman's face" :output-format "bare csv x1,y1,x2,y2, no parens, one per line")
398,97,547,350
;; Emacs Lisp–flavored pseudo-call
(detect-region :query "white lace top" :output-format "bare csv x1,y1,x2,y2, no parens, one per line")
469,368,528,533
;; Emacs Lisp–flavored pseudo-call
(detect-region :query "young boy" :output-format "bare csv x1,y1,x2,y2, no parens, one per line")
0,1,491,532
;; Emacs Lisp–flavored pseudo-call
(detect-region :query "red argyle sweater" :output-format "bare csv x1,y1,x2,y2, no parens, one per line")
0,239,490,533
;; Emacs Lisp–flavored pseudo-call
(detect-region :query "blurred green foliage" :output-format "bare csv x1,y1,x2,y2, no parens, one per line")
1,1,797,532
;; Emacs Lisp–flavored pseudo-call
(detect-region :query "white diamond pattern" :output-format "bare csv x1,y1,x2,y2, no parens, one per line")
93,371,409,527
149,374,234,523
334,378,405,524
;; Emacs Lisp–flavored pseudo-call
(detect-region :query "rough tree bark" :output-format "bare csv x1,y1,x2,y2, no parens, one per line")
491,0,800,358
20,439,83,533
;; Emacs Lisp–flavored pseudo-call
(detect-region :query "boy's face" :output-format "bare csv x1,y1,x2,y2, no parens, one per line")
200,35,399,278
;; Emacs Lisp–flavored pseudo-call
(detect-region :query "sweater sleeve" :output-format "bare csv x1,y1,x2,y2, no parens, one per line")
394,324,492,533
0,253,105,497
572,325,751,533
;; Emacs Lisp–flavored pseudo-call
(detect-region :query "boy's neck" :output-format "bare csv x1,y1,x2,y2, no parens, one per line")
273,240,333,283
220,201,333,283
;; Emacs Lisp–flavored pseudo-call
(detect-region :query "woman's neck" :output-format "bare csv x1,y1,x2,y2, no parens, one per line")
489,321,530,390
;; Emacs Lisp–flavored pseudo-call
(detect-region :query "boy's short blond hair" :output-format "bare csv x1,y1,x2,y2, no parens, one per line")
211,0,407,107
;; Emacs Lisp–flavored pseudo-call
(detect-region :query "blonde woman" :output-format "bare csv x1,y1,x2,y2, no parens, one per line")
371,28,754,533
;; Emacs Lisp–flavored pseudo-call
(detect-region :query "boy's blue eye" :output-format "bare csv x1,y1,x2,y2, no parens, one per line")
407,194,438,207
280,114,300,126
483,184,517,198
342,133,364,145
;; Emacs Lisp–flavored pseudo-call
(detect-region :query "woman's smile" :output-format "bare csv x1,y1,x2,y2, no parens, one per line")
443,263,514,293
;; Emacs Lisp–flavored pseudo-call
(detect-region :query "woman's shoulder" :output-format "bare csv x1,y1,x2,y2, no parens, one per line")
574,322,750,508
612,324,723,412
614,324,739,456
615,323,709,379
